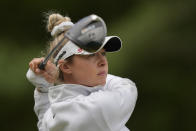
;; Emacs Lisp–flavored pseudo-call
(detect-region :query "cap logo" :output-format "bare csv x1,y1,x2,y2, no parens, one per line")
77,48,83,53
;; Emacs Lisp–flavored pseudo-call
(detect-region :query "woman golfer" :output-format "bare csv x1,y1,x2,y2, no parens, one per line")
26,13,138,131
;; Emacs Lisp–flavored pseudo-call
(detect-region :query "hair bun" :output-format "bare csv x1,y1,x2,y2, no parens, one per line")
47,13,71,33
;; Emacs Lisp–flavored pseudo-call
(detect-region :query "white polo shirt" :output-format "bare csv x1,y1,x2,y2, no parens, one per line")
26,69,138,131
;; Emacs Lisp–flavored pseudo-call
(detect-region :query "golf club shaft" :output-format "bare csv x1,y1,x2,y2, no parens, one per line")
38,36,67,70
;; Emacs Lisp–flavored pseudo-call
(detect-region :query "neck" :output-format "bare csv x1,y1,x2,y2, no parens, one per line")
62,74,78,85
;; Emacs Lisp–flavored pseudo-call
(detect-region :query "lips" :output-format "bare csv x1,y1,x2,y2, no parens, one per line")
97,71,106,76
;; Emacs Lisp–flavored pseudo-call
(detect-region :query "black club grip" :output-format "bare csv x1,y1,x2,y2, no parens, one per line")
38,62,46,70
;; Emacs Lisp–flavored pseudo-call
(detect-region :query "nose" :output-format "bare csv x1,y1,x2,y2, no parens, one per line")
97,52,107,67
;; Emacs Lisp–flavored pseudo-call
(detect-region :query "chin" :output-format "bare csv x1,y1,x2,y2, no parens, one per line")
90,80,106,87
100,82,106,86
98,79,106,86
88,76,106,87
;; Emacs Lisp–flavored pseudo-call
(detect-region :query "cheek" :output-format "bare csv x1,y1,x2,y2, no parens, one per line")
70,57,108,86
71,61,97,81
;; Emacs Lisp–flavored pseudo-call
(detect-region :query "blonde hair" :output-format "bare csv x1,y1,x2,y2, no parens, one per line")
45,13,74,82
46,13,73,62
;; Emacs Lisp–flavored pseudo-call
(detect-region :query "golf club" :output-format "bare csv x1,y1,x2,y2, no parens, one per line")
38,14,107,70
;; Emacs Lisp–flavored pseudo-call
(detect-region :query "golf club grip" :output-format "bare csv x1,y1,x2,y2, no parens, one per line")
38,62,46,70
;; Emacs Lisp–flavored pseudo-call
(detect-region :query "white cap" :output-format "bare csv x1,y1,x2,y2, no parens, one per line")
54,36,122,64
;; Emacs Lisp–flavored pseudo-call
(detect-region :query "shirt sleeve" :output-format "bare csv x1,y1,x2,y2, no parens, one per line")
34,89,50,131
26,68,52,131
26,68,53,92
43,75,138,131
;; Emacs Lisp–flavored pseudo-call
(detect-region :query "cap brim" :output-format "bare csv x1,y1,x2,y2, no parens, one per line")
103,36,122,52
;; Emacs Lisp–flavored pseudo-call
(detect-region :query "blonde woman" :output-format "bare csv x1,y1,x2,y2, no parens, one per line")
26,13,138,131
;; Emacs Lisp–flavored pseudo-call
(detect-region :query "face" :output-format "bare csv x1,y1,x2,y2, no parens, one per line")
67,49,108,87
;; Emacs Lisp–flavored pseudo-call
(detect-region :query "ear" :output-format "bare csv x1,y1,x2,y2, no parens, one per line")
58,59,72,74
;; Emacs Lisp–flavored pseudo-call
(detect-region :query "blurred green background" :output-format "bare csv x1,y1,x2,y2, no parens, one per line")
0,0,195,130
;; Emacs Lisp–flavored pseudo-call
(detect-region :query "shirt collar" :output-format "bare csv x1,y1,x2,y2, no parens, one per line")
48,84,104,103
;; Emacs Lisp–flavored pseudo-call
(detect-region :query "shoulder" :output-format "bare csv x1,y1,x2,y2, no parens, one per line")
105,74,138,103
106,74,136,89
